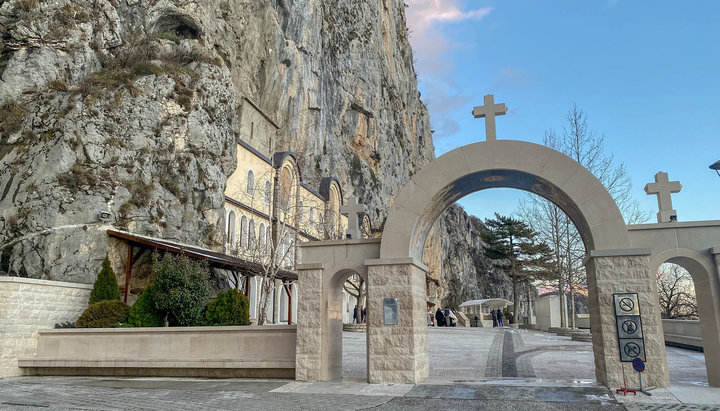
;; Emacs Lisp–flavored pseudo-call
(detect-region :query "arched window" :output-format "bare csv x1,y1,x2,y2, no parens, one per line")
227,211,236,246
248,219,256,250
280,168,292,210
309,208,315,227
246,170,255,195
258,223,266,251
240,216,249,248
264,180,271,205
317,213,324,235
266,225,272,252
298,199,304,224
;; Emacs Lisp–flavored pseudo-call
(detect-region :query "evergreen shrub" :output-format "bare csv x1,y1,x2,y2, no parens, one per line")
205,288,250,326
152,253,211,326
89,256,121,305
76,300,130,328
127,284,165,327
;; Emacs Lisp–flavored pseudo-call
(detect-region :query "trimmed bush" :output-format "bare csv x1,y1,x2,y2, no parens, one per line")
152,253,212,326
127,284,165,327
76,300,130,328
205,288,250,326
89,257,121,305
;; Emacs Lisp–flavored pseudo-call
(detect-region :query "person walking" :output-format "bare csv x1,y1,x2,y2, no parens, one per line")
491,309,498,327
435,308,445,327
497,309,504,327
444,308,450,327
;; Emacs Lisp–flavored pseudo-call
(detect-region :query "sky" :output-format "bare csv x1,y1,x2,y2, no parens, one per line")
405,0,720,224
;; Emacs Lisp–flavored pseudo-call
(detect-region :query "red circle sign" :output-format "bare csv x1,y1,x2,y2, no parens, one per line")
632,357,645,373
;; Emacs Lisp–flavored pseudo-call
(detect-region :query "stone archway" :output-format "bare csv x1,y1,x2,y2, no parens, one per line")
648,249,720,385
372,139,669,387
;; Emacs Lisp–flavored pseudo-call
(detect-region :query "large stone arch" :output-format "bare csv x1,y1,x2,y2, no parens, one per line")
374,139,668,388
381,140,630,260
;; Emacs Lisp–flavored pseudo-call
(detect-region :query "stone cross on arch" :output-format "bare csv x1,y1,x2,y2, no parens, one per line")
644,171,682,223
340,196,368,239
472,94,508,141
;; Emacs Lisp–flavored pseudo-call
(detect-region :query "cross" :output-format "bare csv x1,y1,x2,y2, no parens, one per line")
472,94,508,141
340,196,368,239
644,171,682,223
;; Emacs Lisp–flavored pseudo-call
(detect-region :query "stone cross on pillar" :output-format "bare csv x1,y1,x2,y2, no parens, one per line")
340,196,368,239
472,94,508,141
644,171,682,223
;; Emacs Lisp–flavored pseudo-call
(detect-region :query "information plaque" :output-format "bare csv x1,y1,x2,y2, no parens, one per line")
613,293,646,362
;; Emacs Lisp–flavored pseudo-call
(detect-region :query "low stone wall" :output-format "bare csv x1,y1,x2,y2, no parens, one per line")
662,319,703,350
20,325,297,378
0,276,92,377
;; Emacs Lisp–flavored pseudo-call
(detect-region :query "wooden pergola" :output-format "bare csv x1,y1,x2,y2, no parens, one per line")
108,229,298,324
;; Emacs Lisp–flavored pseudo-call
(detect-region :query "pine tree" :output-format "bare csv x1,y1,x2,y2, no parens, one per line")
482,213,553,319
89,256,121,305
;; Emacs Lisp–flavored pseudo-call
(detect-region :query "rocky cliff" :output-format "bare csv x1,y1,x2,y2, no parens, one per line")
0,0,509,304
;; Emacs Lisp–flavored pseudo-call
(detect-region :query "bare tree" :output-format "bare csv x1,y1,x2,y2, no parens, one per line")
657,263,698,319
517,105,648,328
343,274,366,323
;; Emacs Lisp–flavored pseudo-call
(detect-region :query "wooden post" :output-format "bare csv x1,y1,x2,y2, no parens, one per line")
124,245,132,304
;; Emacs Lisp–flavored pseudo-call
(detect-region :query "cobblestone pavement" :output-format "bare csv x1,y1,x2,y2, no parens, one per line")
1,328,715,410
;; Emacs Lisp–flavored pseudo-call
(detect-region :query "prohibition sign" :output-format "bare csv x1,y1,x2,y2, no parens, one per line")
619,298,635,312
622,319,638,335
624,342,641,358
632,358,645,373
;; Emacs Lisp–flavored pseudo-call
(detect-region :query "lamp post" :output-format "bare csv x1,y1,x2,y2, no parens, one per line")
711,160,720,178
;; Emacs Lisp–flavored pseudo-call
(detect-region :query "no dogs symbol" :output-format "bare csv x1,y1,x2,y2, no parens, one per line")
622,319,638,335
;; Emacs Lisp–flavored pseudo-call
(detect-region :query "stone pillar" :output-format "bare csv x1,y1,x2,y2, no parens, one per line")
709,247,720,387
366,259,429,384
586,253,669,388
295,264,323,381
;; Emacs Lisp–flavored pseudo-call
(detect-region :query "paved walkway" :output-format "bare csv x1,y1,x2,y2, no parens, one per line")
1,328,717,410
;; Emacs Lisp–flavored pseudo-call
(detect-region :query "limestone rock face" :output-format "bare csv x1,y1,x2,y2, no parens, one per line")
0,0,432,283
424,205,515,307
0,0,488,302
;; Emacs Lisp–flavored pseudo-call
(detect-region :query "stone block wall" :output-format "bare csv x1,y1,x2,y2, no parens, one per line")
586,255,669,388
0,277,91,377
295,267,323,381
367,262,429,384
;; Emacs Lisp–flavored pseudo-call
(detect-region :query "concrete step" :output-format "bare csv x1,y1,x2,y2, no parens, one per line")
343,323,366,332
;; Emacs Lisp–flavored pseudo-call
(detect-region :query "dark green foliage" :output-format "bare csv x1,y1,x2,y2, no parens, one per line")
76,300,130,328
89,257,121,305
54,321,76,328
127,285,165,327
204,288,250,326
152,253,212,326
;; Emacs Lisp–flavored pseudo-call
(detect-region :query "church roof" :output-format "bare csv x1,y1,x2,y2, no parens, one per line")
107,229,298,281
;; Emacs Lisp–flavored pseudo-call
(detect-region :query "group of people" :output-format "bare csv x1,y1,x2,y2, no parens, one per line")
429,307,457,327
491,309,513,327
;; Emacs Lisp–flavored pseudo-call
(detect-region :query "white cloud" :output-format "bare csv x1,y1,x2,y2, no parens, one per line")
406,0,492,76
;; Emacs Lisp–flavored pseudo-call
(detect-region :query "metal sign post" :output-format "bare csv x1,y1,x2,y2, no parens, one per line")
613,293,646,396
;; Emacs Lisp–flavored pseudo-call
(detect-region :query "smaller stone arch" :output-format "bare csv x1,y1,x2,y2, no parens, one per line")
649,248,720,386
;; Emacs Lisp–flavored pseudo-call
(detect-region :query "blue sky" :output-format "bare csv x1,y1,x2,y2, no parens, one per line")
405,1,720,223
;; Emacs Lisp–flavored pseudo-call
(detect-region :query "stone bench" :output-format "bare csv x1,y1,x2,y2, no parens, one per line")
19,325,296,378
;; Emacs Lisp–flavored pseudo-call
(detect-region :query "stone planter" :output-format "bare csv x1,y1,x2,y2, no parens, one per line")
19,325,296,378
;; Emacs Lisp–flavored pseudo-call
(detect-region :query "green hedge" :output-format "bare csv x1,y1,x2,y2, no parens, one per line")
89,257,121,305
127,284,165,327
205,288,250,326
76,300,130,328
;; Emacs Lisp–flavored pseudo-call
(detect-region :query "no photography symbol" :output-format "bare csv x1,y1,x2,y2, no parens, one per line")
624,342,641,358
622,320,637,335
619,298,635,312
